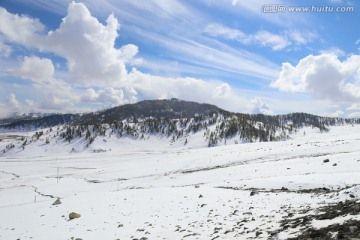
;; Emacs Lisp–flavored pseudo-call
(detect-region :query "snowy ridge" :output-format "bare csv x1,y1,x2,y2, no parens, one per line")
0,112,356,157
1,99,359,157
2,99,359,131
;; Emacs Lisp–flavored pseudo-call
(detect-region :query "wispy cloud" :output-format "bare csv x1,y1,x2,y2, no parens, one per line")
135,28,279,80
319,47,345,56
204,23,249,44
252,30,291,51
0,41,12,57
204,23,316,51
287,30,317,45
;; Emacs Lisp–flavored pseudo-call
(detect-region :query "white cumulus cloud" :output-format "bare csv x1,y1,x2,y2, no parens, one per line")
272,53,360,118
6,93,20,110
271,53,360,101
41,2,135,86
39,95,75,111
0,7,44,47
14,56,55,82
128,68,251,112
347,103,360,111
1,2,141,87
80,87,137,106
329,110,344,118
251,97,273,115
348,112,360,118
212,83,231,98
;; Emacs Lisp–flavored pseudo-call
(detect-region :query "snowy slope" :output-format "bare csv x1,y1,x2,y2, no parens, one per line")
0,125,360,239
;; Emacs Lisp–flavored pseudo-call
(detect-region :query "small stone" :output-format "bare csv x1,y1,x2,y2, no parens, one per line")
118,224,124,228
198,194,203,198
333,163,337,166
270,230,279,236
350,194,355,198
250,191,257,196
52,198,62,205
323,159,330,163
69,212,81,220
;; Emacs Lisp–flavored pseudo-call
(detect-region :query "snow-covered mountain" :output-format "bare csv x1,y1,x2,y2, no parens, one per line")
1,98,221,128
1,99,359,157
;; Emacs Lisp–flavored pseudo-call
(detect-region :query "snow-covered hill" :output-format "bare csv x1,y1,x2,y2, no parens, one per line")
1,124,360,239
2,99,359,158
0,117,339,158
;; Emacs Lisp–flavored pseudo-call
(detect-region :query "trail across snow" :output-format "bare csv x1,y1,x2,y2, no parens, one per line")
0,125,360,239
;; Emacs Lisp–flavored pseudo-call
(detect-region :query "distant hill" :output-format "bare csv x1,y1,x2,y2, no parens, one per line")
78,98,224,123
1,113,80,129
0,112,57,125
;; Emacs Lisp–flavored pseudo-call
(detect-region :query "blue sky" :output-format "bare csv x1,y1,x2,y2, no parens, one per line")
0,0,360,118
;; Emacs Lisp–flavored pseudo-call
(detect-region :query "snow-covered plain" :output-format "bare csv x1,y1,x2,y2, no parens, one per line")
1,125,360,239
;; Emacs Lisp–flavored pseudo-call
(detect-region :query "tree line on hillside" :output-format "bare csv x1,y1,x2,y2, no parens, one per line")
54,112,357,147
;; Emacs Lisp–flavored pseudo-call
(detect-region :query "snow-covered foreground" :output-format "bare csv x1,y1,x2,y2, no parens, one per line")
1,125,360,239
